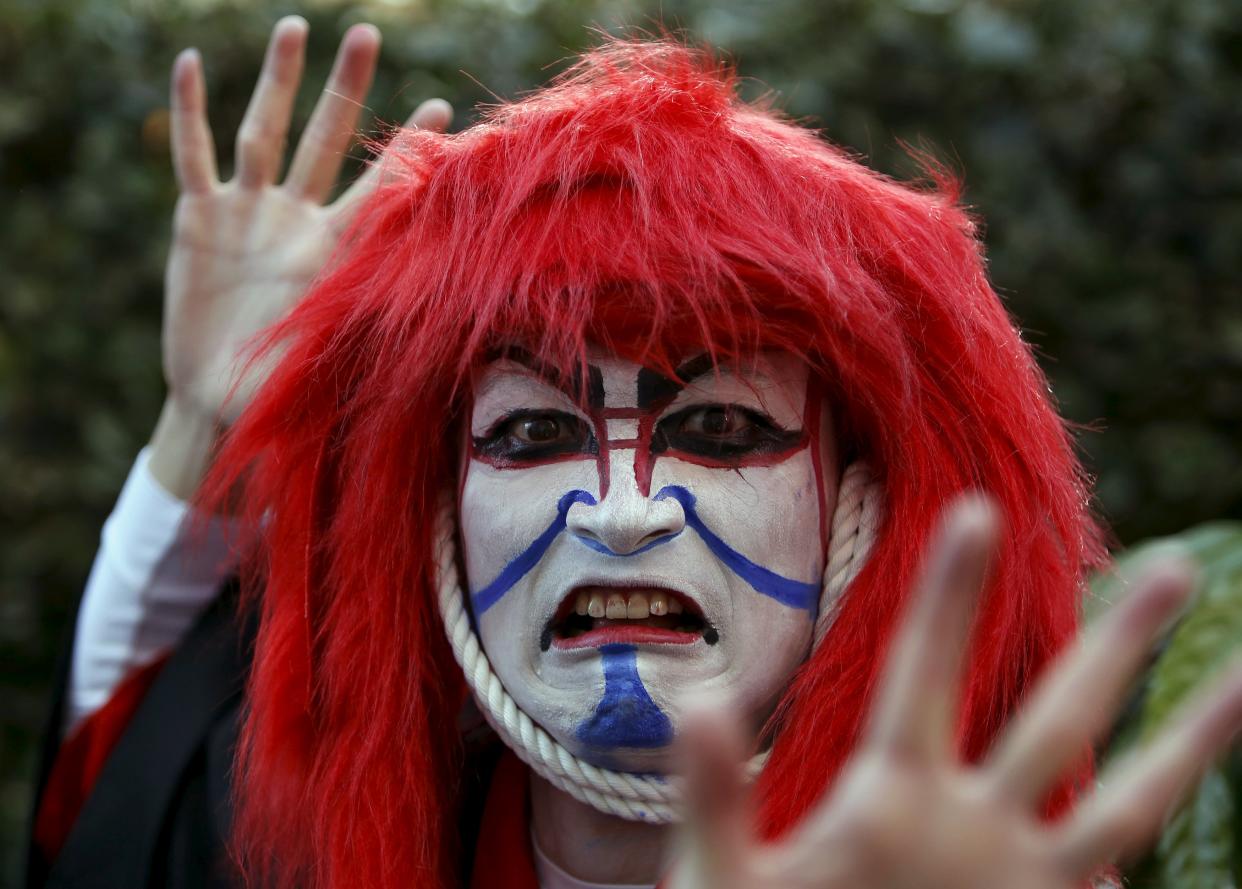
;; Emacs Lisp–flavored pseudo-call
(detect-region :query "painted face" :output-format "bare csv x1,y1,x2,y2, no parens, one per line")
459,348,837,772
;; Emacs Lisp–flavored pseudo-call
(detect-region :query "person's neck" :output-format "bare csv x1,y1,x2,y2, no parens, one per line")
529,771,669,886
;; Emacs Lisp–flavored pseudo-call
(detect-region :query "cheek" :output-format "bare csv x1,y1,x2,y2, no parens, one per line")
460,458,600,688
640,451,823,719
650,450,826,587
459,459,599,598
709,597,814,719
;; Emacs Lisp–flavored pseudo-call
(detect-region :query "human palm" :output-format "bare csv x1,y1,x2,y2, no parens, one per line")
165,186,334,423
672,500,1242,889
162,17,450,425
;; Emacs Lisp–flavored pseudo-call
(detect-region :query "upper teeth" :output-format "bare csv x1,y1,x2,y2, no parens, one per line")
574,589,685,620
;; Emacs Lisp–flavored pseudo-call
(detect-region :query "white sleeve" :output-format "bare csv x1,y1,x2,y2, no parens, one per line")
65,447,240,735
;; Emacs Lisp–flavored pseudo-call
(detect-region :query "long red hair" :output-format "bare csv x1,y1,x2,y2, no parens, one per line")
208,38,1104,889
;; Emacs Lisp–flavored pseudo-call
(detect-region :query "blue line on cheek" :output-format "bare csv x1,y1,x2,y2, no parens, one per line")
653,485,820,612
575,644,674,750
471,489,597,615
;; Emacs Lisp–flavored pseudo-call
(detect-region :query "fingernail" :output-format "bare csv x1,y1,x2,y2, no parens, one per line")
954,492,1000,533
278,15,309,36
410,99,453,133
350,22,381,44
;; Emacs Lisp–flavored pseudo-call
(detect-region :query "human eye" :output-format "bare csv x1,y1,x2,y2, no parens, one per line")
472,410,594,463
652,403,800,460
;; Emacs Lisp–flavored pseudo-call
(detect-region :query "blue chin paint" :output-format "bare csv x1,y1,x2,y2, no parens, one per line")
575,644,674,751
654,485,820,612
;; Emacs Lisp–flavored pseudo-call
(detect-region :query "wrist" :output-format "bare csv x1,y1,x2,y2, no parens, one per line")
146,396,225,502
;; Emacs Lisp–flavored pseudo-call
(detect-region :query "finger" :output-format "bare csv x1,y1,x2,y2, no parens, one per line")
865,495,999,763
667,699,752,889
984,558,1194,806
234,16,308,190
1052,664,1242,875
329,98,452,223
169,48,218,194
409,96,454,133
283,23,382,203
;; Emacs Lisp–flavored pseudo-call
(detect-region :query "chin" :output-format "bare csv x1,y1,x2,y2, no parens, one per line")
530,650,776,775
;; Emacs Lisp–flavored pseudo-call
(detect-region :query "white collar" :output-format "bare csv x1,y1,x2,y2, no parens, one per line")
530,830,655,889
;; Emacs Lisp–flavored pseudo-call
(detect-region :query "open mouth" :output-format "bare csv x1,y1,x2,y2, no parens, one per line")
542,586,716,651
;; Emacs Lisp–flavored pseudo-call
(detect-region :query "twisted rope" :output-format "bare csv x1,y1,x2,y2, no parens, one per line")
816,461,882,645
434,460,882,822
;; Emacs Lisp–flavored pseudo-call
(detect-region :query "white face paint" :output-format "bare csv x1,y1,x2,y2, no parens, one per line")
459,348,837,772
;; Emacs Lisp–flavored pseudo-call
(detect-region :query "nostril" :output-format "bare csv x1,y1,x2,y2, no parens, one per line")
570,526,680,557
566,492,687,557
634,525,679,550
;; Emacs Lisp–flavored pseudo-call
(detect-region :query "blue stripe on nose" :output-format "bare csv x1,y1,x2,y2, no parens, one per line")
572,529,683,557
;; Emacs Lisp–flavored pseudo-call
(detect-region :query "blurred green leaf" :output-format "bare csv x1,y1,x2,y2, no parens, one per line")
1155,768,1236,889
1094,523,1242,888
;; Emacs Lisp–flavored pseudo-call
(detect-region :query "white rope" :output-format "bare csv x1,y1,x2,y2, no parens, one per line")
434,460,883,823
815,461,883,645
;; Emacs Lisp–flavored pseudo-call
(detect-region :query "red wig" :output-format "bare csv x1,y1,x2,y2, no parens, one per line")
209,38,1104,889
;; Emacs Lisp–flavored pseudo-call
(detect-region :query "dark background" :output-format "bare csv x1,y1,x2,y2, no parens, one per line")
2,0,1239,882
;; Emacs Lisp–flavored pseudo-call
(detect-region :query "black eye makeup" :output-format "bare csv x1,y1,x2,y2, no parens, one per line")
473,409,596,463
652,403,803,461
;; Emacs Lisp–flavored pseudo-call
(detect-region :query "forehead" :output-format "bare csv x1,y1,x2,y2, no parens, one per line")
586,349,807,410
470,348,809,419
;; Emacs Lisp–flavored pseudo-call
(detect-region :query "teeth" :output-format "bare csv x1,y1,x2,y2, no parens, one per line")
605,593,627,620
567,588,692,622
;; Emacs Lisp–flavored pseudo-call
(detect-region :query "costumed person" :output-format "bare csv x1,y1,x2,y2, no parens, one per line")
28,16,1242,889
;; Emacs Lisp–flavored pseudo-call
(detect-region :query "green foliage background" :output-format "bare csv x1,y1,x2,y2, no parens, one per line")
1092,524,1242,888
1,0,1239,883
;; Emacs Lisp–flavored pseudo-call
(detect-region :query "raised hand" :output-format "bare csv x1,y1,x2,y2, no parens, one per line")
150,16,451,498
671,498,1242,889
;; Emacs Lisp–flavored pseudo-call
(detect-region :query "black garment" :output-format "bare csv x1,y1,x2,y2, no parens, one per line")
24,586,251,889
24,585,502,889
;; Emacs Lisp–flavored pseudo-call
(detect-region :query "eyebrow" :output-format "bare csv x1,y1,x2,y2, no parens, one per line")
491,348,725,411
496,347,604,409
635,353,718,409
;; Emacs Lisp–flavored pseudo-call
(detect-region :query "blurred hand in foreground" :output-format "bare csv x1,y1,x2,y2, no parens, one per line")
671,497,1242,889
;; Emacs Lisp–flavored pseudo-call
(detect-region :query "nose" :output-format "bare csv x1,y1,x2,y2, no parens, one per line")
566,456,686,556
